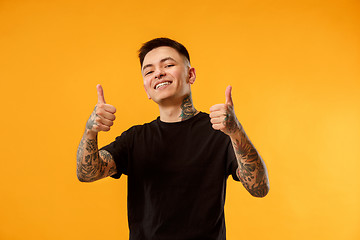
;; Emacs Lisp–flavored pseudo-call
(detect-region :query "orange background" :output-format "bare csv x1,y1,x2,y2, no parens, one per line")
1,0,359,239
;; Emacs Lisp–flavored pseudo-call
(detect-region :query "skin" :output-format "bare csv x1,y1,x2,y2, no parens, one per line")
76,85,118,182
141,46,198,122
77,46,270,198
209,86,270,197
77,47,199,181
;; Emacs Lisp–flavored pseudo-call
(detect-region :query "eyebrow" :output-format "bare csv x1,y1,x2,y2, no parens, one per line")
142,57,178,72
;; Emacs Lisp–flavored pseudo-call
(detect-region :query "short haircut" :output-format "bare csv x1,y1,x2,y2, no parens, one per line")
138,38,190,67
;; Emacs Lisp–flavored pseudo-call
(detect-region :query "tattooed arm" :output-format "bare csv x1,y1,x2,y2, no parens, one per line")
77,131,117,182
76,84,118,182
228,126,269,197
210,86,269,197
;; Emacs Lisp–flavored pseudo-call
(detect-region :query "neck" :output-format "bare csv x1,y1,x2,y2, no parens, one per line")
159,94,198,122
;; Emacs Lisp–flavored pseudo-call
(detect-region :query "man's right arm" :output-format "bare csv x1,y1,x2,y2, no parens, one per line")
76,85,118,182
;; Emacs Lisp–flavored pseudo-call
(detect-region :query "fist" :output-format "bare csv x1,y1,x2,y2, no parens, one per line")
86,84,117,133
209,85,241,136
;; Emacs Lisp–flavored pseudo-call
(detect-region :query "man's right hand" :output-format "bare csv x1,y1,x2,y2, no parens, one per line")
86,84,117,134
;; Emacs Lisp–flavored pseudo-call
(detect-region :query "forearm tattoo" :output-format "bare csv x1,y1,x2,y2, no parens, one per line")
180,94,198,121
86,106,97,130
76,133,116,182
232,130,269,197
223,108,241,134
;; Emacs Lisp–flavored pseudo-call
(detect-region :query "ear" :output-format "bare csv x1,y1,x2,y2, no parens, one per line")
188,67,196,84
143,84,151,99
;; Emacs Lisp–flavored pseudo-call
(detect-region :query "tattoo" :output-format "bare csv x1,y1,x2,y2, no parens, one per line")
233,132,252,156
223,107,241,134
100,150,117,176
76,138,85,171
232,131,269,197
76,134,116,182
86,106,97,130
77,138,100,181
240,178,269,198
179,94,198,121
86,138,97,152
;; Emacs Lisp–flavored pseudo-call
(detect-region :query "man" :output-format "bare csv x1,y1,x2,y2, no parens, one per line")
77,38,269,239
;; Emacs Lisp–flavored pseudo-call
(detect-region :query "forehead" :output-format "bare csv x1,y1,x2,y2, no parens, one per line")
142,46,183,66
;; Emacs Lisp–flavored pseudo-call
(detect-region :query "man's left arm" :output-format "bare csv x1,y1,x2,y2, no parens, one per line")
210,86,270,198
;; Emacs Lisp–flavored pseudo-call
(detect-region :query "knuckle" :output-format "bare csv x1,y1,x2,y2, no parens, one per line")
105,104,116,113
97,124,105,131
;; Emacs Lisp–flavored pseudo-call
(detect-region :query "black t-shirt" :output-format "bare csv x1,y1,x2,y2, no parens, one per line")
101,112,239,240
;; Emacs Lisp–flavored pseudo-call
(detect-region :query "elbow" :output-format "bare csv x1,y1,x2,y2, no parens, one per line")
77,176,87,182
252,186,269,198
77,170,99,183
76,160,94,182
249,182,270,198
77,175,95,183
76,170,92,183
77,173,87,182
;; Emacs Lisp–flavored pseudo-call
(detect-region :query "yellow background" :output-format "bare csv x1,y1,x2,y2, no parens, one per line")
1,0,359,239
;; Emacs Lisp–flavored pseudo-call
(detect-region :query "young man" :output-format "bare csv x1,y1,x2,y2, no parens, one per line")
77,38,269,239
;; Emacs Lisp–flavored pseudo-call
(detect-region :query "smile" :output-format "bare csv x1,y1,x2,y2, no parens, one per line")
155,81,172,90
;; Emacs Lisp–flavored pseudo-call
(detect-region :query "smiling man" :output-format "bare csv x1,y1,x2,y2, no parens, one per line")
76,38,270,240
141,45,197,121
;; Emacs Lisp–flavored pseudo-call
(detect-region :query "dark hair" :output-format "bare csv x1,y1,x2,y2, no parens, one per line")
138,37,190,67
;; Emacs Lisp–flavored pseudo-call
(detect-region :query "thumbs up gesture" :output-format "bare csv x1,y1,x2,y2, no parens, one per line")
86,84,117,133
209,85,242,136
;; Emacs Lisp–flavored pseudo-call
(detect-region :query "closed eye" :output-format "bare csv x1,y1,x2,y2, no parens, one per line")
165,64,174,68
145,71,153,76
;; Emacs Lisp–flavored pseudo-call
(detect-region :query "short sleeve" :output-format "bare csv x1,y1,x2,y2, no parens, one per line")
226,142,240,181
100,130,131,179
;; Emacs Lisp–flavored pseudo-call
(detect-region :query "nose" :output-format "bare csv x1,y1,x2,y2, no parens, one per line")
154,68,165,79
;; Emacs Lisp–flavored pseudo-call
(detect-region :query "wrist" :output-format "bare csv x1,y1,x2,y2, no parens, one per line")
85,129,98,139
228,123,243,138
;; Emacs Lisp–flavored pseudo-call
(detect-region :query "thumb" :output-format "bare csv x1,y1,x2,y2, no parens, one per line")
97,84,106,104
225,85,233,106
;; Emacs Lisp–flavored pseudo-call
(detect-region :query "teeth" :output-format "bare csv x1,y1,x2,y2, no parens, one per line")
155,82,171,89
